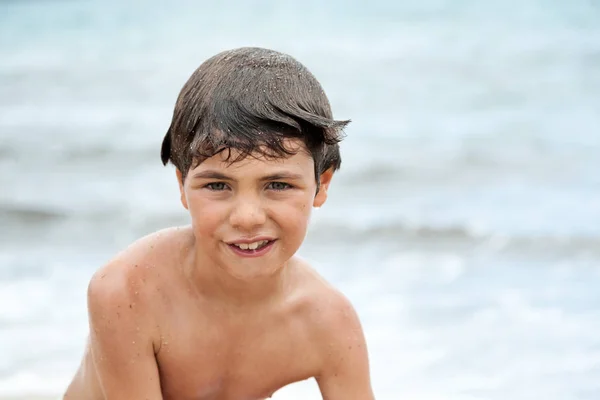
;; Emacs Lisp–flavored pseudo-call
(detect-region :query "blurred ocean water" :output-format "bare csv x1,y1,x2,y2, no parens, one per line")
1,0,600,399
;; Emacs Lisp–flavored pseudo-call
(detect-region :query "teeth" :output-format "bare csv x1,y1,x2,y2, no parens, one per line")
234,240,269,251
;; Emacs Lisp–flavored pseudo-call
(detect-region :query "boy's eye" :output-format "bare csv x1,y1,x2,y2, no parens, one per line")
268,182,292,191
205,182,228,191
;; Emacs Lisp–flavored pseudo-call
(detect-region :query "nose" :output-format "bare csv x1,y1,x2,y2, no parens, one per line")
228,196,267,231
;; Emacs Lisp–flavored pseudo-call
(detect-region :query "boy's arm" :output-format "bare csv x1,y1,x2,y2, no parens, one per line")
315,293,375,400
87,264,163,399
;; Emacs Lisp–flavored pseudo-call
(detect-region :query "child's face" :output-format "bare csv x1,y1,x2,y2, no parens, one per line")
177,139,332,280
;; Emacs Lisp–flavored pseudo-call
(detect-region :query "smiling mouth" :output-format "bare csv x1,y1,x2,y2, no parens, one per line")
231,240,270,250
226,239,275,256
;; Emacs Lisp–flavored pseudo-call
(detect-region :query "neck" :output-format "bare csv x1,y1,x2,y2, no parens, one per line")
183,241,290,310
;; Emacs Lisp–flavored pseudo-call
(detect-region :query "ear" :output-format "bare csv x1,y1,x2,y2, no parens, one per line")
313,168,334,208
176,169,189,210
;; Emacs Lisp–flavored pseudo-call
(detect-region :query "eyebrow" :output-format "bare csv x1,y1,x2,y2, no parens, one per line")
261,172,304,181
191,170,304,181
191,170,233,180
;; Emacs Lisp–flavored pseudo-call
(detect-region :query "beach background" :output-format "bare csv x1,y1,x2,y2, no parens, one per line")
1,0,600,399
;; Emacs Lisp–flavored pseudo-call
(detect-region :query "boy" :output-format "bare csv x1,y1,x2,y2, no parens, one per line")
64,47,374,400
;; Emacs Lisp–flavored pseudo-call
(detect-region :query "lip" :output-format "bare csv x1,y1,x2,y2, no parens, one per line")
225,239,276,258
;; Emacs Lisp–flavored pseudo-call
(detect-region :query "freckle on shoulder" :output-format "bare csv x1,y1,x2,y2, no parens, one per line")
120,225,194,261
88,226,191,302
117,226,191,267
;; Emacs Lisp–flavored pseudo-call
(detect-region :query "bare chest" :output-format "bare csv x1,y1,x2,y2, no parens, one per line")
156,316,318,400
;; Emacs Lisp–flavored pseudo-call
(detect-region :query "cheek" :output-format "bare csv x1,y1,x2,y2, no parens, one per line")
276,196,313,229
185,194,225,235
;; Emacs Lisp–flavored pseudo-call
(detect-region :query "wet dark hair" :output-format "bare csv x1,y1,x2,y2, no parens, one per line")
160,47,349,189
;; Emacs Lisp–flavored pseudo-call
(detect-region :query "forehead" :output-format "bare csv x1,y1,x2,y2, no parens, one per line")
192,139,314,175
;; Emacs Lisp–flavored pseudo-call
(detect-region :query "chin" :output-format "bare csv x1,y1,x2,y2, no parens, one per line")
228,259,288,281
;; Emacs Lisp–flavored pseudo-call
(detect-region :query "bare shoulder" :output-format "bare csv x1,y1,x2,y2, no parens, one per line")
292,258,374,398
91,225,192,286
87,226,194,341
79,228,190,399
292,258,365,342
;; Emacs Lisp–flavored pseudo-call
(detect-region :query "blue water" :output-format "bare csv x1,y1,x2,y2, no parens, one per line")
1,1,600,399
